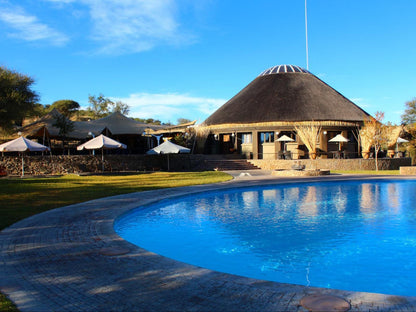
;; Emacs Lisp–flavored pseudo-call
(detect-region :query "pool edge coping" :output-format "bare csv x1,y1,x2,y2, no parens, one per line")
1,174,416,311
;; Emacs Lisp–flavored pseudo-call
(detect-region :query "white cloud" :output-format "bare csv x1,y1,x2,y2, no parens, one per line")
112,92,226,123
45,0,195,55
0,6,69,46
351,97,372,108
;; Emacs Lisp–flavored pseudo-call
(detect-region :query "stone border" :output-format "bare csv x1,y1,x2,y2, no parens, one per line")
272,169,330,176
1,174,416,311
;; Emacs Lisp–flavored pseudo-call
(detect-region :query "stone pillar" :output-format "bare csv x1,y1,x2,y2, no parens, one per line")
320,130,328,153
252,130,259,159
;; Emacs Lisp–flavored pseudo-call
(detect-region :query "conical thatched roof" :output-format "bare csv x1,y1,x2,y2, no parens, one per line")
203,65,370,126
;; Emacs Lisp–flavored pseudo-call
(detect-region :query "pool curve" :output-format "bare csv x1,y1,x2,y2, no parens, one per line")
1,174,416,311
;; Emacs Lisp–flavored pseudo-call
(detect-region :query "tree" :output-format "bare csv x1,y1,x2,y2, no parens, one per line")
88,94,112,118
0,66,39,131
360,111,389,170
404,124,416,165
401,98,416,125
177,118,192,125
52,114,74,154
31,103,48,118
49,100,80,117
87,94,130,118
112,101,130,115
133,117,163,125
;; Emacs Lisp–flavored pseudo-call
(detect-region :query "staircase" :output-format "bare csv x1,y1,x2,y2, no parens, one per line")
203,159,261,171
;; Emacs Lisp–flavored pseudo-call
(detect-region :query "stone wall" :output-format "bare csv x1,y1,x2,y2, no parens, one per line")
248,158,412,171
0,154,209,176
400,166,416,175
0,154,412,176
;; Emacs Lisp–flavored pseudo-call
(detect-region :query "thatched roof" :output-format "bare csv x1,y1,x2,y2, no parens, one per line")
203,65,370,126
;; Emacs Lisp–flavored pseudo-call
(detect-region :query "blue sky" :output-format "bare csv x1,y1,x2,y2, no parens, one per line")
1,0,415,125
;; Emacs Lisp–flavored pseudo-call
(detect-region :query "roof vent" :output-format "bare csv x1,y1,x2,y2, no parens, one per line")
259,65,309,76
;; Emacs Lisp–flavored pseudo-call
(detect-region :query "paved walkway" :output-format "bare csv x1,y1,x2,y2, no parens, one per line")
1,173,416,311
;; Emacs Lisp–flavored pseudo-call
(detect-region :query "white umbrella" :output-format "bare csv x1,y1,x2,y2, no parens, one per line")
277,135,294,152
396,137,409,154
329,134,349,151
397,137,409,143
146,140,190,155
146,140,190,171
77,134,126,172
0,136,50,176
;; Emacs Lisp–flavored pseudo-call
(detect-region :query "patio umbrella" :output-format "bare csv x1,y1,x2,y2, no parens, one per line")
146,140,190,171
396,137,409,153
397,137,409,143
0,136,50,176
277,135,294,151
329,134,349,151
77,134,127,172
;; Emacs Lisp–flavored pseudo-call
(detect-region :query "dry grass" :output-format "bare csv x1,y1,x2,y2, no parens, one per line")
294,125,321,154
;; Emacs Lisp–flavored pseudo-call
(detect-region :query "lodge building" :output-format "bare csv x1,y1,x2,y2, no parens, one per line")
200,65,371,159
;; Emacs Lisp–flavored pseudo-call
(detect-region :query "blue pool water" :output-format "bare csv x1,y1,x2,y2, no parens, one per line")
115,179,416,296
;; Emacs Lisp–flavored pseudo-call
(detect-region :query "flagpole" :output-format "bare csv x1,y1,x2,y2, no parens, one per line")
305,0,309,70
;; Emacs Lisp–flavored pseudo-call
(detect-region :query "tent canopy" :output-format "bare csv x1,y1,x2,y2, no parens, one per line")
146,140,190,155
20,110,163,140
0,136,50,152
87,112,160,136
77,134,127,150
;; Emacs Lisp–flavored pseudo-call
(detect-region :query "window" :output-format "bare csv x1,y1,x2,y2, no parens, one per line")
242,133,252,144
259,132,274,143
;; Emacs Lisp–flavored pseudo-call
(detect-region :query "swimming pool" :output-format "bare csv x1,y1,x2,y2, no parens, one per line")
115,179,416,296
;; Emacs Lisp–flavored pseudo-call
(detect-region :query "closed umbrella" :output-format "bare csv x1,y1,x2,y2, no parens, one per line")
0,136,50,176
77,134,126,172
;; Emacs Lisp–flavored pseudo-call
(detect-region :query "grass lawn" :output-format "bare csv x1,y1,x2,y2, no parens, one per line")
0,171,232,312
0,171,232,231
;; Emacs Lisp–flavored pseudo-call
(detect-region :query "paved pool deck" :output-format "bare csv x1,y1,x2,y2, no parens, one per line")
1,172,416,311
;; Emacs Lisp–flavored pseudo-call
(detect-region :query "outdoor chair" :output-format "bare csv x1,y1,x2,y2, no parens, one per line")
284,151,292,160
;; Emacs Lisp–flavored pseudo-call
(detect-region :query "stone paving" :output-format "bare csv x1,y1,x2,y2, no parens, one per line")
1,173,416,311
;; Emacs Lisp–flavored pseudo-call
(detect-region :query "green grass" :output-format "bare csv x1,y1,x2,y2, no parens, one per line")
0,171,232,231
0,171,232,310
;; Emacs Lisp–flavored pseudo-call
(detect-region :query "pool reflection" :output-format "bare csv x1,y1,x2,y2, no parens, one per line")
115,179,416,297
